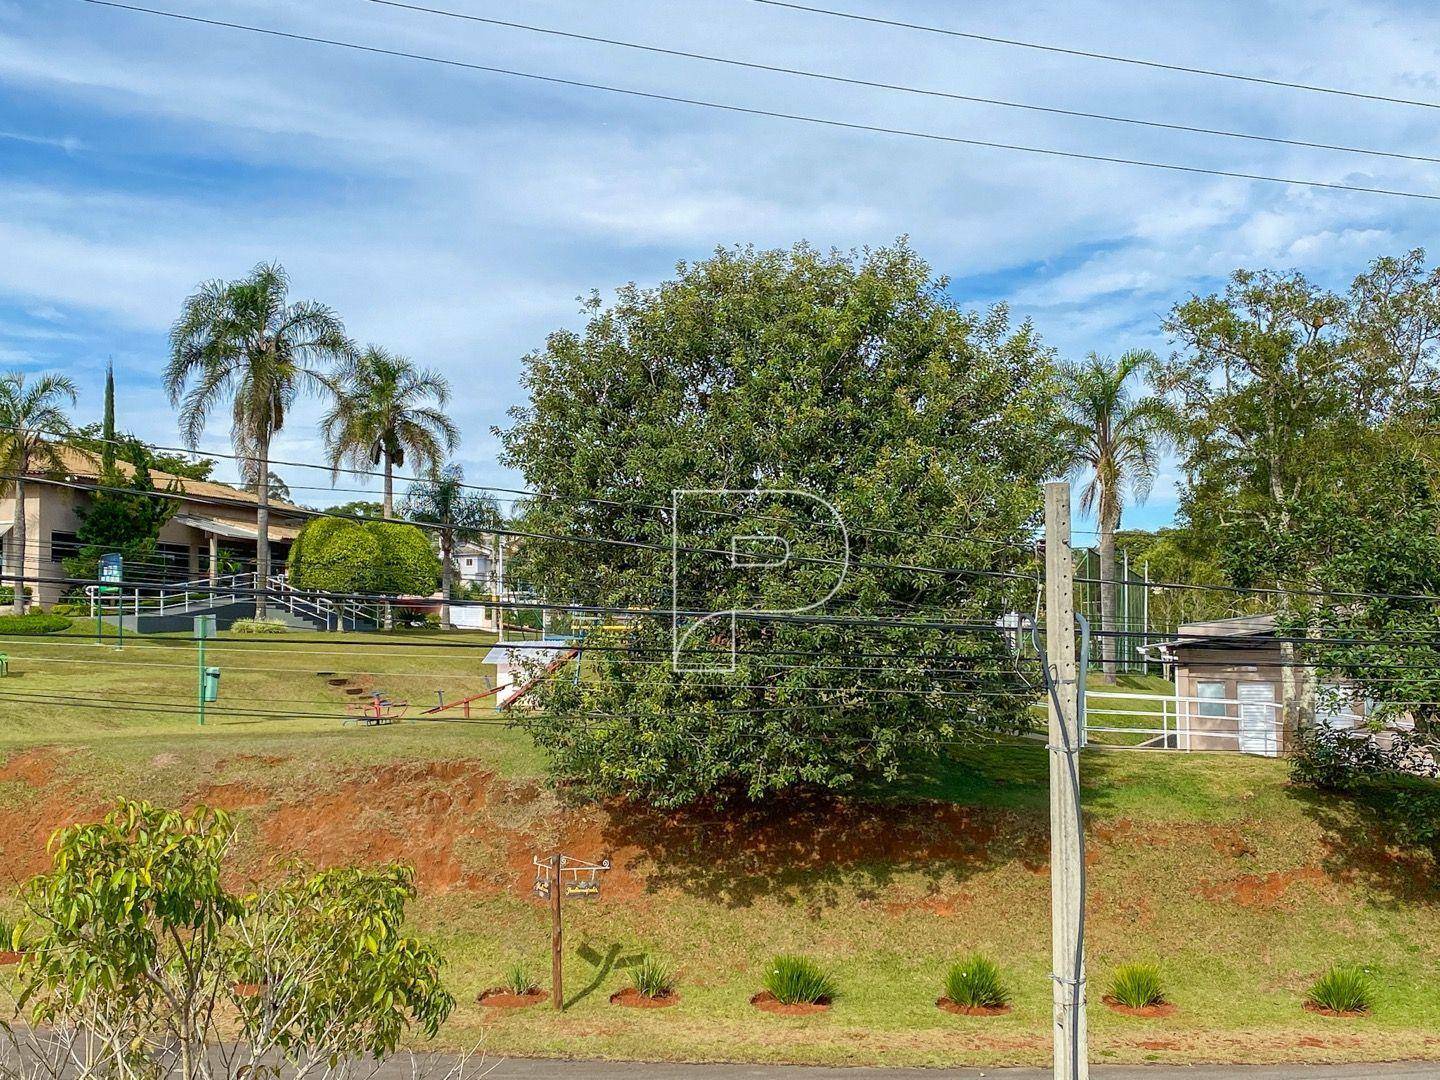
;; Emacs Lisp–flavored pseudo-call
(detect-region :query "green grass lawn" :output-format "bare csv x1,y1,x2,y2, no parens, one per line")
0,626,1437,1067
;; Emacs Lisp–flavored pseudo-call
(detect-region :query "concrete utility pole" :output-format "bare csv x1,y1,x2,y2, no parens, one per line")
1044,481,1087,1080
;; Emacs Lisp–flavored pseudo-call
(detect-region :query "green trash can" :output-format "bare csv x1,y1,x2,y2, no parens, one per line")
202,666,220,703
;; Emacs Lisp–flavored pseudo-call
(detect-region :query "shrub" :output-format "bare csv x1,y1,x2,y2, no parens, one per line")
502,963,538,996
944,955,1009,1009
230,618,289,635
1307,965,1375,1014
762,955,837,1005
46,602,88,617
289,518,439,598
1107,964,1166,1009
630,957,674,999
0,614,71,635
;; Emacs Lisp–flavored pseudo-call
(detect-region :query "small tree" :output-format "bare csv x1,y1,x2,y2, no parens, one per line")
288,517,441,627
4,800,454,1080
402,466,498,630
62,438,176,586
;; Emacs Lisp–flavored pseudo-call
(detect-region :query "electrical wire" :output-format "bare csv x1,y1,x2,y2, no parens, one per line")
70,0,1440,203
361,0,1440,166
744,0,1440,112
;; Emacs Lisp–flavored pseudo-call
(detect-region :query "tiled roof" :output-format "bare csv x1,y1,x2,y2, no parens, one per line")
42,445,309,516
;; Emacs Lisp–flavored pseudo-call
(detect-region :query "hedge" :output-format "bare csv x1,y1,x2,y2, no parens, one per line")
288,518,440,598
0,614,73,635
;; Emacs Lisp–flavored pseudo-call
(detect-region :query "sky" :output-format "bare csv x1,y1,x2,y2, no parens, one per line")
3,0,1440,540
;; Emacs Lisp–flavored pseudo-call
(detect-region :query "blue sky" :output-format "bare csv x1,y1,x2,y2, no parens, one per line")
3,0,1440,538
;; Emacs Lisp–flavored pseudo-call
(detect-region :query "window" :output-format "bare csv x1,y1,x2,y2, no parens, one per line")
49,531,83,564
1196,681,1227,718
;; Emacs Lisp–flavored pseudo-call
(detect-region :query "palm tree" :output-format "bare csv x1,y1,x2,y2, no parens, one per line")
1056,350,1179,681
0,372,78,613
321,346,458,518
165,262,352,619
402,465,497,630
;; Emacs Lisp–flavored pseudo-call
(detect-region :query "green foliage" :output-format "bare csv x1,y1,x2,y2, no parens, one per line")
328,499,384,519
629,957,675,999
762,955,838,1005
0,614,71,635
1307,965,1375,1014
230,618,290,635
501,962,538,996
1107,964,1167,1009
45,602,88,617
943,955,1009,1009
502,241,1061,806
15,800,453,1071
61,438,176,582
288,517,440,597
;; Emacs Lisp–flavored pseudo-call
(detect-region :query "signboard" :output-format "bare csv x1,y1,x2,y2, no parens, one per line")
98,552,123,594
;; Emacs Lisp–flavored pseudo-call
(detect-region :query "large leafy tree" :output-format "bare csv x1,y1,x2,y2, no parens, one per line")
322,346,458,517
1162,251,1440,727
499,241,1063,806
62,438,176,587
0,371,78,614
402,465,498,630
165,262,352,618
1055,351,1179,679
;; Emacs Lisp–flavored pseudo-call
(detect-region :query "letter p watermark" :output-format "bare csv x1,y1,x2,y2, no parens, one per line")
671,488,850,672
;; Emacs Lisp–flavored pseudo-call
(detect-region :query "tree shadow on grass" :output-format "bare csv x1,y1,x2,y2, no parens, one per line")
598,743,1050,912
1285,780,1440,908
566,942,644,1008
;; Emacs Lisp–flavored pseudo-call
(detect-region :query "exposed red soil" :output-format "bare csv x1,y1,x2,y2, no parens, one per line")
478,988,546,1009
610,987,679,1009
0,951,22,966
1198,867,1332,907
1103,995,1177,1018
1303,1001,1369,1019
936,997,1011,1017
750,991,831,1015
232,982,264,997
0,749,108,887
1137,1039,1182,1050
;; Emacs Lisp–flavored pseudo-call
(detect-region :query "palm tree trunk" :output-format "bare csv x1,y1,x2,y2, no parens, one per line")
10,475,26,615
255,435,270,621
382,450,394,630
1098,506,1118,683
440,531,453,631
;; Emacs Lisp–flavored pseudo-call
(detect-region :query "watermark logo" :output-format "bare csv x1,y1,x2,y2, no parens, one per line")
671,488,850,672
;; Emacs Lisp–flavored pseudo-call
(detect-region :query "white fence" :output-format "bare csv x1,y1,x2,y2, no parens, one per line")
1083,690,1299,755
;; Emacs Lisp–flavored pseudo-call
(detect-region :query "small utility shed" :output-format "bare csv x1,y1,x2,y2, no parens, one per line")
1148,615,1290,755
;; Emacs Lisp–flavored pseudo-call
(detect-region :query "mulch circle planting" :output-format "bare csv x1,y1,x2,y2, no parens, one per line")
610,987,679,1009
936,997,1011,1017
1102,995,1177,1018
1303,1001,1369,1019
750,991,831,1016
478,988,546,1009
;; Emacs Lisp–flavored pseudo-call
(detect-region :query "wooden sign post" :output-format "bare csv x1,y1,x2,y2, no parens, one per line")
533,853,610,1011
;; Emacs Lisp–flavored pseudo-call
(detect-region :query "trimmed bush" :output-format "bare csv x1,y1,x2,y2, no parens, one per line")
630,957,674,999
46,603,88,618
289,518,439,598
502,963,538,996
1307,965,1375,1014
229,618,289,635
762,955,837,1005
0,614,71,635
1107,964,1166,1009
944,955,1009,1009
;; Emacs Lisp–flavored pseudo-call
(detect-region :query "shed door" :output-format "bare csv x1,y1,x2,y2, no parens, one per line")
1237,682,1278,756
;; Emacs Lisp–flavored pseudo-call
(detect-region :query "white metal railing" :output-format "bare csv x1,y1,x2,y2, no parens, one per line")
1082,690,1289,756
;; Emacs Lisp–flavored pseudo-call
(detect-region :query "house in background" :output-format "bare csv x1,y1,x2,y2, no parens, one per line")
1143,614,1376,756
0,445,310,608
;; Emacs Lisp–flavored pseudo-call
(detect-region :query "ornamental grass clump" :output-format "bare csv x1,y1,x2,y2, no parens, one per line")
502,963,539,997
943,955,1009,1010
1307,965,1375,1015
1107,963,1167,1009
629,957,675,999
762,955,838,1005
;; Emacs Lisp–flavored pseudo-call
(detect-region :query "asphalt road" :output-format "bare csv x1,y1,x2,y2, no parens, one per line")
455,1060,1440,1080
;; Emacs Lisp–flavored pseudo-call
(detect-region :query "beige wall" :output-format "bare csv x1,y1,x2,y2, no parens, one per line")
2,485,299,608
1174,643,1290,753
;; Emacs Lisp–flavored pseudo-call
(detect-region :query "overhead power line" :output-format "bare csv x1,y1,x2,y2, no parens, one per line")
73,0,1440,202
746,0,1440,112
359,0,1440,167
